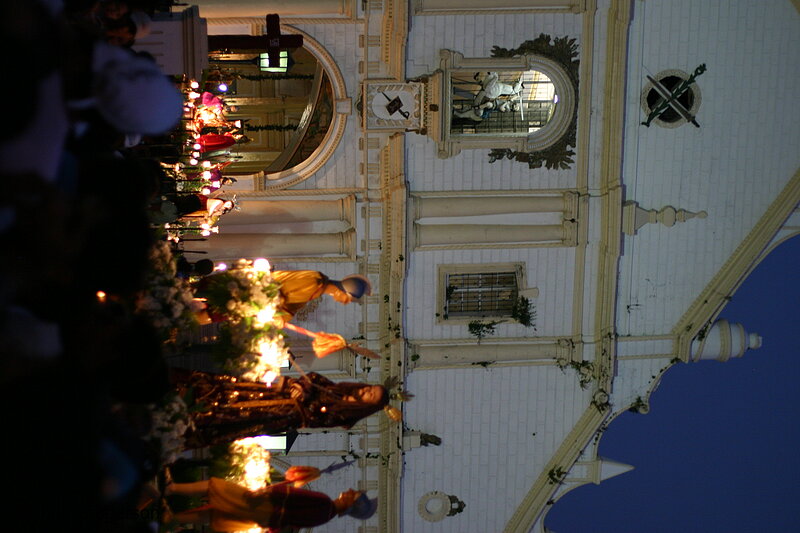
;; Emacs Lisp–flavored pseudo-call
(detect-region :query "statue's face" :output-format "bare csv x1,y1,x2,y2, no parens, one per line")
356,385,384,404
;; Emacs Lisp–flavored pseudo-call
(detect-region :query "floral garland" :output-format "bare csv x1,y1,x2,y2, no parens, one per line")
226,438,273,490
200,259,291,384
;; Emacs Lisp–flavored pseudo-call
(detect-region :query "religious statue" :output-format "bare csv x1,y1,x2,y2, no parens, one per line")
472,71,524,105
453,100,520,123
171,369,391,449
270,270,372,325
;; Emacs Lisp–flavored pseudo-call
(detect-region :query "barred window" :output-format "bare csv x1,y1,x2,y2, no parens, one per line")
444,271,519,318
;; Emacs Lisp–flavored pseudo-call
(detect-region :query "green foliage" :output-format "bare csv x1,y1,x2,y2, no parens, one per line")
420,433,442,446
556,359,594,388
233,72,314,81
467,320,500,342
245,123,298,132
445,285,458,301
547,466,567,485
628,396,647,413
511,296,536,328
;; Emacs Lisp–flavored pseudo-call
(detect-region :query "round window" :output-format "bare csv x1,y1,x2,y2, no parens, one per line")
641,69,702,128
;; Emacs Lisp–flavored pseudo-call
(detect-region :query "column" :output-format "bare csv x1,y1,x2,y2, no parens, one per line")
413,195,565,218
223,196,354,224
186,229,354,260
414,223,565,246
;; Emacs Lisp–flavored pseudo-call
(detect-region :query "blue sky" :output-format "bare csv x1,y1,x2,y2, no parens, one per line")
546,236,800,532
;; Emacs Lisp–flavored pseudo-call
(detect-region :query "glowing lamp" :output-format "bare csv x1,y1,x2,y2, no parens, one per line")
252,258,271,272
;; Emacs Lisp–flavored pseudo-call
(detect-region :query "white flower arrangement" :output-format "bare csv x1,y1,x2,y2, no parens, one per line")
203,259,290,385
135,242,201,342
146,393,195,465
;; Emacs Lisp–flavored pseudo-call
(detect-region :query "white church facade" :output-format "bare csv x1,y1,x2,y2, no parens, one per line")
174,1,800,531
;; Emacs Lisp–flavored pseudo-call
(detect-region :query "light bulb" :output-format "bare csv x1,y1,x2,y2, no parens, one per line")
252,258,270,272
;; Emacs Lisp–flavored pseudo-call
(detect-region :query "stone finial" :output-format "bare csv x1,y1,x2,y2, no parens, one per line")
690,319,763,362
623,201,707,235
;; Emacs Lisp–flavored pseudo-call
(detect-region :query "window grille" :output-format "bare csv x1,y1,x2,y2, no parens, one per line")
444,271,518,318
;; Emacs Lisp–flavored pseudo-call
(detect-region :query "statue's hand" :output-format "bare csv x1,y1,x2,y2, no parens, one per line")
289,382,306,401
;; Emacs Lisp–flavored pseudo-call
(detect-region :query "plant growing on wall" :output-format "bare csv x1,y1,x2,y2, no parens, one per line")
467,320,501,342
547,466,567,485
510,296,537,328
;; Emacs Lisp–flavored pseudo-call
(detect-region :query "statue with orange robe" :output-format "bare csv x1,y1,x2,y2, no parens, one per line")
193,270,371,326
270,271,372,325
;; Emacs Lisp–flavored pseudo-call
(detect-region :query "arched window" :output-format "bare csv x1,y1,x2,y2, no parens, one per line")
208,26,349,190
435,49,576,160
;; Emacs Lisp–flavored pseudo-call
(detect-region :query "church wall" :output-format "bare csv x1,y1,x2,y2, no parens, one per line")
405,135,578,192
406,12,583,79
615,0,800,337
401,365,592,532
